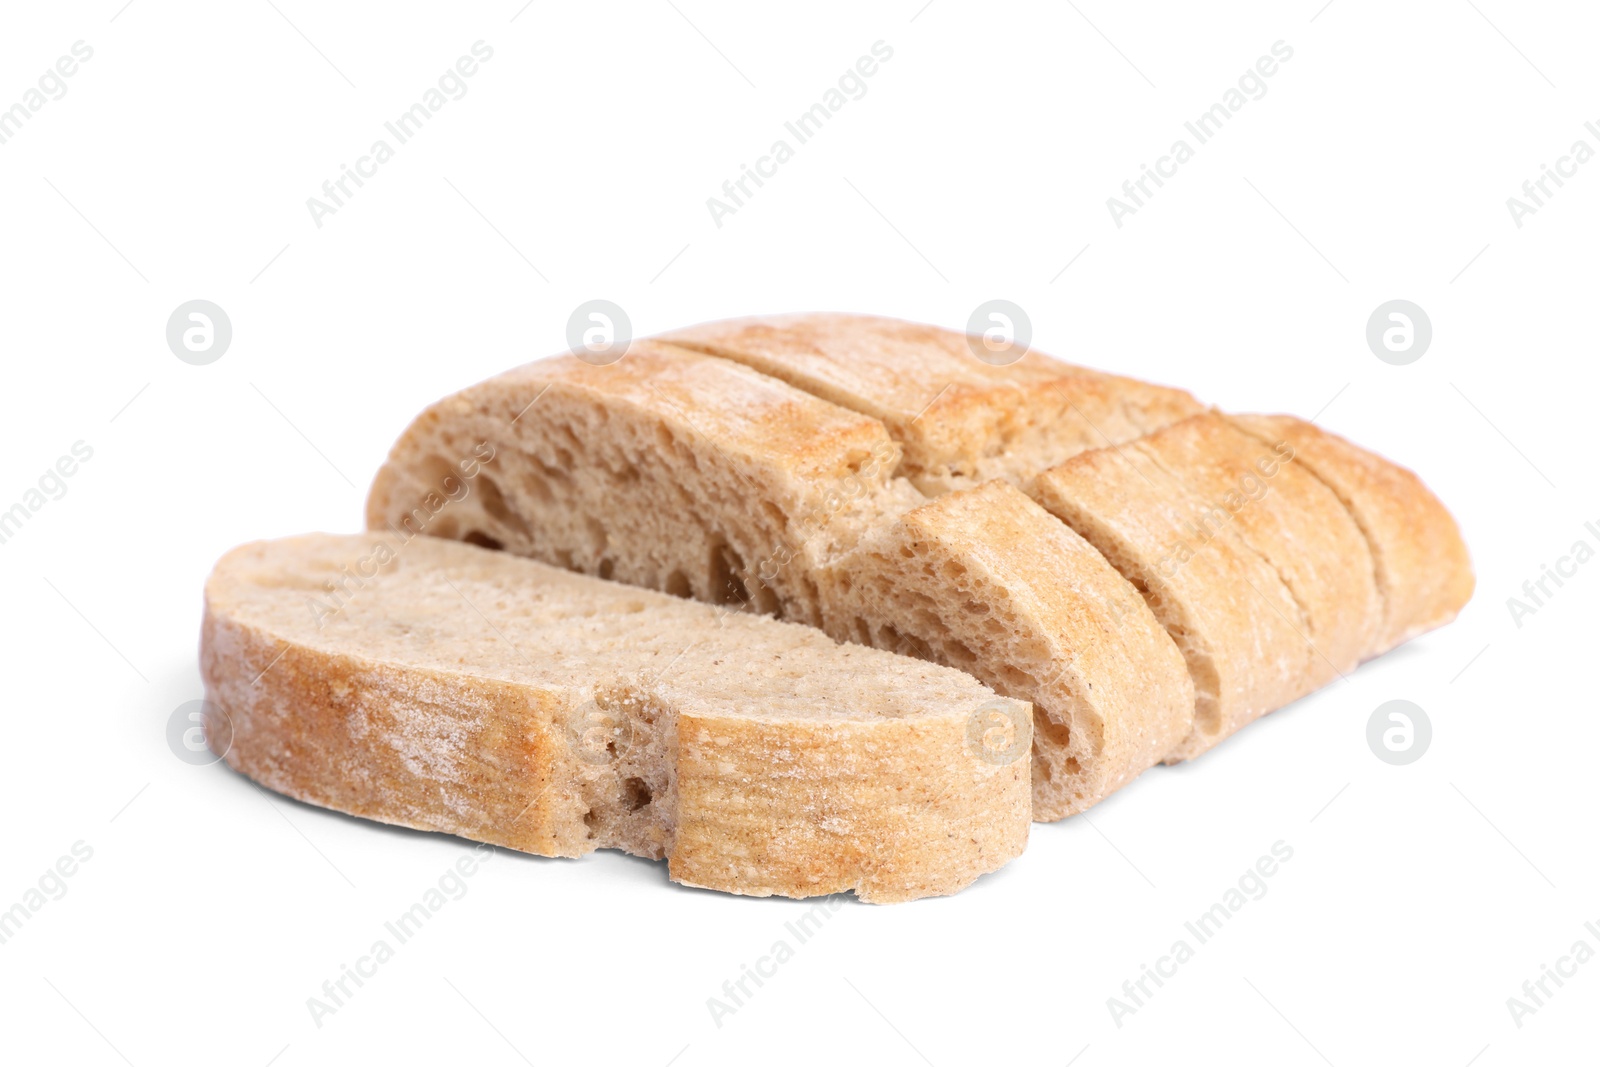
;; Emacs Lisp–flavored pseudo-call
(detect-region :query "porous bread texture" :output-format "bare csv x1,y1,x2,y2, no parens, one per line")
366,318,1475,812
820,480,1194,819
364,341,924,629
661,312,1204,495
200,533,1032,903
1028,441,1309,761
366,343,1191,821
1129,412,1382,685
1228,414,1475,655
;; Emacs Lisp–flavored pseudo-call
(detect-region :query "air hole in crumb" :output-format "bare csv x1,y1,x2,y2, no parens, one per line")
664,570,692,599
1033,708,1072,749
623,777,653,811
585,517,609,554
710,542,750,606
598,558,615,580
879,624,935,662
475,473,530,538
750,577,781,617
464,530,504,551
943,639,979,666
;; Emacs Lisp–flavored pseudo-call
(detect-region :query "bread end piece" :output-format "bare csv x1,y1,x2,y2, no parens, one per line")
1227,414,1475,656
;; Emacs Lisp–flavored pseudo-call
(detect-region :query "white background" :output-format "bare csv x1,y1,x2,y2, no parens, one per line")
1,1,1595,1064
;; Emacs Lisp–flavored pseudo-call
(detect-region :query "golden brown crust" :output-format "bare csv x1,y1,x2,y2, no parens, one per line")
660,313,1203,494
1227,415,1474,655
200,534,1032,903
672,713,1029,900
367,341,896,526
1133,412,1382,684
200,599,586,857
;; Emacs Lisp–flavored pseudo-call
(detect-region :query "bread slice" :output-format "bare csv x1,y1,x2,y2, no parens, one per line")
366,343,1193,819
661,313,1204,495
819,480,1194,819
364,341,924,629
1227,415,1474,654
200,533,1032,903
1130,412,1382,685
1029,442,1310,760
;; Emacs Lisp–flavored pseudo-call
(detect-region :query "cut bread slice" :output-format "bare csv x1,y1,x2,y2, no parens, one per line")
661,312,1204,495
200,533,1032,903
1131,412,1382,685
1029,442,1311,760
364,341,923,628
1228,415,1474,654
819,481,1194,819
367,343,1192,819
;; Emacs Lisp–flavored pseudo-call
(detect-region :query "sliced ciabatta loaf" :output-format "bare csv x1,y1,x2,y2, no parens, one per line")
366,344,1193,819
200,533,1032,903
662,313,1203,495
1228,415,1474,655
366,318,1473,808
